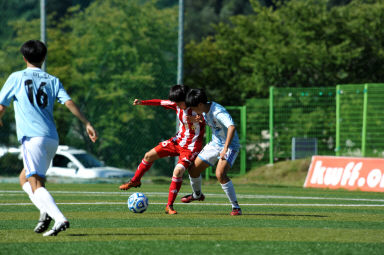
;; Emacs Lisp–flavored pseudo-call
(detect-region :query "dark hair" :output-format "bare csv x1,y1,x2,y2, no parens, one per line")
185,88,208,107
168,84,190,102
20,40,47,65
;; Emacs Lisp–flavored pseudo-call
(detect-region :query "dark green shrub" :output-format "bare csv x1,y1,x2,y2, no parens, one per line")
0,153,23,176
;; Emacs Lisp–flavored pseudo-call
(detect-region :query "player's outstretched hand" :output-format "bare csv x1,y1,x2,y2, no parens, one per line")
133,99,142,105
219,148,228,160
187,114,203,123
86,123,98,143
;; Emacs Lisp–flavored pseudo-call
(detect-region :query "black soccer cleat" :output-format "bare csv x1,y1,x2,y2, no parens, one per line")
34,212,52,233
43,221,70,236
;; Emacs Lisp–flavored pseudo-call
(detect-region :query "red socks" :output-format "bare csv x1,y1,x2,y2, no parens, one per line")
133,160,183,207
132,159,153,182
167,177,182,206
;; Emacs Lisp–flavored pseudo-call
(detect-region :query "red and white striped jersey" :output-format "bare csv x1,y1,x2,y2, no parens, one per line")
140,99,205,153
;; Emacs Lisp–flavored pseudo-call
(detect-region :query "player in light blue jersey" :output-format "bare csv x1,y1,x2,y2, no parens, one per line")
183,88,242,216
0,40,98,236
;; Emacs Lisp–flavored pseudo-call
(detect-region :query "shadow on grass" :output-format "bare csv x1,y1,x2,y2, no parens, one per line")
208,212,328,218
68,233,215,237
245,213,328,218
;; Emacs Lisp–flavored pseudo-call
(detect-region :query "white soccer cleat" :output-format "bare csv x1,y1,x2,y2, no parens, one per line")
43,221,70,236
34,212,52,233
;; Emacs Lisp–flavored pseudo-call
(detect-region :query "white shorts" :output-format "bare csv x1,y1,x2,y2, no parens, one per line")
22,137,58,178
198,142,239,167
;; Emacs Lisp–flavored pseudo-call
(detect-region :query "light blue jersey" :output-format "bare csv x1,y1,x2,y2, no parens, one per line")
203,102,240,150
0,67,71,142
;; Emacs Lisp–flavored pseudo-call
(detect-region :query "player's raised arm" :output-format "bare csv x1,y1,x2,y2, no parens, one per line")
133,99,177,110
64,100,98,143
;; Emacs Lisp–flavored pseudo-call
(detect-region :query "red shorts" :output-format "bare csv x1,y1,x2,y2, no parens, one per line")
154,138,199,169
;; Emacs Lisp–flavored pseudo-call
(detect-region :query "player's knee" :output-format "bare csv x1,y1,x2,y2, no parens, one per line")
143,151,156,162
216,172,229,184
173,164,186,178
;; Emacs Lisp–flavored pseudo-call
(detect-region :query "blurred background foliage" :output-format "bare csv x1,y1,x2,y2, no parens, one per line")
0,0,383,175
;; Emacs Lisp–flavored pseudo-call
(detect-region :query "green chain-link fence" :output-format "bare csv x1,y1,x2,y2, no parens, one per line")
268,86,336,163
336,83,384,157
254,84,384,166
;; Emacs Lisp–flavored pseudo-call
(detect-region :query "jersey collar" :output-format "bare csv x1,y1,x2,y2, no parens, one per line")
26,67,42,71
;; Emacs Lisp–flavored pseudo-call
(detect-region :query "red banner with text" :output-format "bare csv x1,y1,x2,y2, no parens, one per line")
304,156,384,192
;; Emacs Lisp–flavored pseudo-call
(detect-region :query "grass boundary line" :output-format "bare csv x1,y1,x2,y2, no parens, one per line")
1,202,384,207
1,190,384,202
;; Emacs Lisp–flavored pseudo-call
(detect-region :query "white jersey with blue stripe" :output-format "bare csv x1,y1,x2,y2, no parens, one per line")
203,102,240,150
0,67,71,142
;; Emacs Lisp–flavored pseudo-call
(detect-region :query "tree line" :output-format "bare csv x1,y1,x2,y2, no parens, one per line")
0,0,382,174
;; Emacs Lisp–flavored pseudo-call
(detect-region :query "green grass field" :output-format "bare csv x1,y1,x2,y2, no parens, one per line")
1,182,384,255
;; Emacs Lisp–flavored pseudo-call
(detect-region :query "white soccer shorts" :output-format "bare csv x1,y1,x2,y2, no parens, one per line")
198,142,239,167
22,136,58,178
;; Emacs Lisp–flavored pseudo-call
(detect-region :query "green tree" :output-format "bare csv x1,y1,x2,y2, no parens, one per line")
57,0,178,173
0,0,178,175
184,0,384,105
185,0,253,43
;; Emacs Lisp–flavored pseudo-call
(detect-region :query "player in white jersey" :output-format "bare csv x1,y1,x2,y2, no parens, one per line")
184,88,242,216
119,85,205,214
0,40,98,236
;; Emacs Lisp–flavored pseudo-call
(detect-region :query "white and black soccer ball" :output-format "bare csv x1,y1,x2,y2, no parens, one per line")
127,192,148,213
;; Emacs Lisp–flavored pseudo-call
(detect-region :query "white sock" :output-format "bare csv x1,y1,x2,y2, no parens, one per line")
221,180,240,209
22,182,44,213
189,175,202,198
34,187,67,222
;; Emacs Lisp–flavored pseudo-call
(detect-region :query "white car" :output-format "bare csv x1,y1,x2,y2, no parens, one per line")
0,146,21,158
46,146,134,179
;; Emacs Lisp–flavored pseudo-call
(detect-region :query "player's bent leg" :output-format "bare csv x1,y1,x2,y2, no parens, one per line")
143,148,160,162
166,166,184,213
215,159,231,184
119,148,160,190
188,157,209,178
27,174,46,193
21,173,52,232
216,161,242,216
182,158,209,203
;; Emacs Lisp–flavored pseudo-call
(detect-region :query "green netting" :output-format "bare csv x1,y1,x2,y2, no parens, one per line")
246,98,270,167
338,83,384,157
338,84,365,156
272,87,336,161
254,84,384,165
366,84,384,157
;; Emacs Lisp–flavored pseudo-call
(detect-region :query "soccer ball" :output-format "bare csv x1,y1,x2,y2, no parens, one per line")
127,192,148,213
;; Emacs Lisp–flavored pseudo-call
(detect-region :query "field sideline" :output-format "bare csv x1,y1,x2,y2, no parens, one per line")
1,182,384,254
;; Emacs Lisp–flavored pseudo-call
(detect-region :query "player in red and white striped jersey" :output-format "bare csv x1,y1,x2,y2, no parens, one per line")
119,85,205,214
